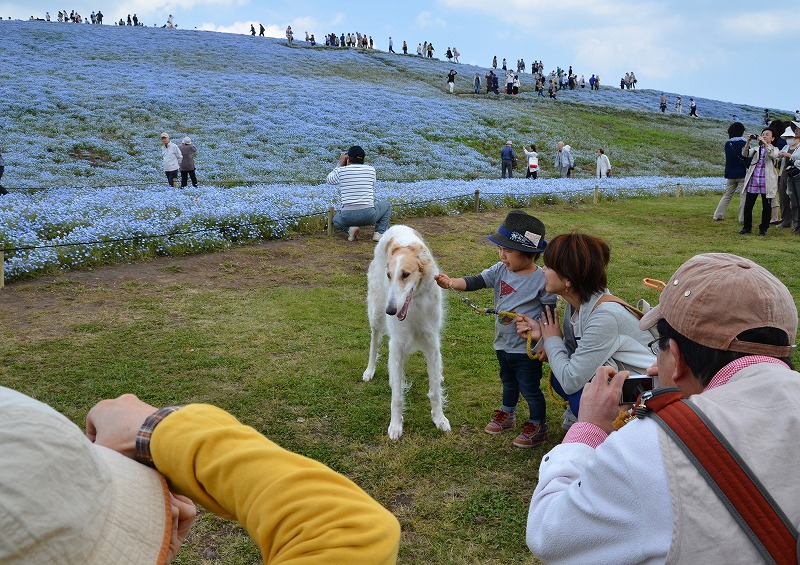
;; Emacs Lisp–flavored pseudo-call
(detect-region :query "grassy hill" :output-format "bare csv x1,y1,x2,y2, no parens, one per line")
0,20,780,188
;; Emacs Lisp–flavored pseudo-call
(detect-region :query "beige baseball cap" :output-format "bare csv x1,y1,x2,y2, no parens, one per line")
0,387,172,564
640,253,797,358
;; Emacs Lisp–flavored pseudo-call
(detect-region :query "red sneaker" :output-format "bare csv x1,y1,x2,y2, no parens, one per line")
484,409,516,434
512,421,549,448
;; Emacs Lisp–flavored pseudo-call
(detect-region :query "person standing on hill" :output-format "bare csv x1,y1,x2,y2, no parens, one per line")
159,132,182,188
259,23,265,36
675,95,683,114
713,122,748,222
493,55,498,69
250,24,255,35
388,36,394,53
0,149,6,195
554,142,573,178
179,137,198,188
447,69,457,94
596,149,611,178
327,146,391,242
474,72,481,94
659,93,667,113
524,144,539,179
402,40,407,54
689,98,698,118
501,141,515,179
452,46,460,63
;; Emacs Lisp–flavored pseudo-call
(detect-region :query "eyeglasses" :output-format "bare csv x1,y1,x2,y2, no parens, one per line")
647,337,660,356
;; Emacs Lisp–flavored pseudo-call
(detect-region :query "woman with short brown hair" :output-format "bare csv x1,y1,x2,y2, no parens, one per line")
516,233,655,425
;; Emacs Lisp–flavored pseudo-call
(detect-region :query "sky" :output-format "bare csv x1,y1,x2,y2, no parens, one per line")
4,1,795,113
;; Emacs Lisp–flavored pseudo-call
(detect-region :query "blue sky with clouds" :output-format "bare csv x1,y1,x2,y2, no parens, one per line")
4,1,795,112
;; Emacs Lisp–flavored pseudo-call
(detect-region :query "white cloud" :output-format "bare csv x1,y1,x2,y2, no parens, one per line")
720,12,793,35
415,10,446,29
103,0,248,27
198,20,280,35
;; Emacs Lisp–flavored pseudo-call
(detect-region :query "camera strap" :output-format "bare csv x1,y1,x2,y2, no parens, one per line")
637,389,799,565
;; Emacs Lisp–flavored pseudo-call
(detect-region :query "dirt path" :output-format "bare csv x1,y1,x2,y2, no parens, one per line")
1,212,506,341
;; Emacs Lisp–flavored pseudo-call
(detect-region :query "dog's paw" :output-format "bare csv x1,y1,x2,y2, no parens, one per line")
362,369,375,382
387,422,404,440
434,416,451,433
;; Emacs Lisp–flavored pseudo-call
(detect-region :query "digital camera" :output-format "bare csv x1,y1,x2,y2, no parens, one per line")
619,375,656,404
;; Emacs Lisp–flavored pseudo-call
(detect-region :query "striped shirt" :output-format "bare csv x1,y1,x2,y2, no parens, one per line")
326,164,376,210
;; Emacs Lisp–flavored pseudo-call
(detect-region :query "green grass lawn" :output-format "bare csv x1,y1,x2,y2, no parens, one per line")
1,192,797,564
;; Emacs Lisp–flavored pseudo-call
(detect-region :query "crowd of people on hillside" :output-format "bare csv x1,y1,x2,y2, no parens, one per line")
27,10,104,23
620,71,637,89
24,10,174,27
497,140,613,180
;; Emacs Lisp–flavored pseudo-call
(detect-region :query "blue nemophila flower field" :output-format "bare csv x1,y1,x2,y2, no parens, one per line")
1,177,719,281
0,21,764,281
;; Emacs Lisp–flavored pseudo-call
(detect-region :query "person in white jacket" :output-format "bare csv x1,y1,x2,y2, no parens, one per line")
524,144,539,179
596,148,611,178
159,132,182,187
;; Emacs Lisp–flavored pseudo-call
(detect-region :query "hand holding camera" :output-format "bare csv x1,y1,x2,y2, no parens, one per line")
339,153,349,167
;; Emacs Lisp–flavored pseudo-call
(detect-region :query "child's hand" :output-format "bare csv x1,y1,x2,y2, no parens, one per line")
434,273,451,289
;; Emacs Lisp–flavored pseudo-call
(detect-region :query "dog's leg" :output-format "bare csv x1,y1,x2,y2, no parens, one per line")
387,341,406,439
422,337,451,433
362,322,383,382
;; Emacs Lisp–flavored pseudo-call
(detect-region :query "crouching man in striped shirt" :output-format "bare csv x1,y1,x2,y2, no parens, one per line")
327,146,392,242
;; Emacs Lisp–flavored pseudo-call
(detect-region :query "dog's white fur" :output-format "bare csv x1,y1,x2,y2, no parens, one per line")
363,225,451,439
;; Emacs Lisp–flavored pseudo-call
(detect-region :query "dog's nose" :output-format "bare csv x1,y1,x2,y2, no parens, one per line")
385,306,397,316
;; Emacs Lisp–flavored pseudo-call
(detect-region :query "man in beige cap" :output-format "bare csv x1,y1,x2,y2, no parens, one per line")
159,132,182,188
526,253,799,564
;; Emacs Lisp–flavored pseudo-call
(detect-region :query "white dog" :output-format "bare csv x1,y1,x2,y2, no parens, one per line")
362,225,451,439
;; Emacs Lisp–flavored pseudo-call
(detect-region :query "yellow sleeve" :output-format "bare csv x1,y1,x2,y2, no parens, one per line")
151,405,400,565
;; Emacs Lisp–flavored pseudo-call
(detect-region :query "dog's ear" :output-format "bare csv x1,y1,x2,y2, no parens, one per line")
416,246,433,270
384,238,397,256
